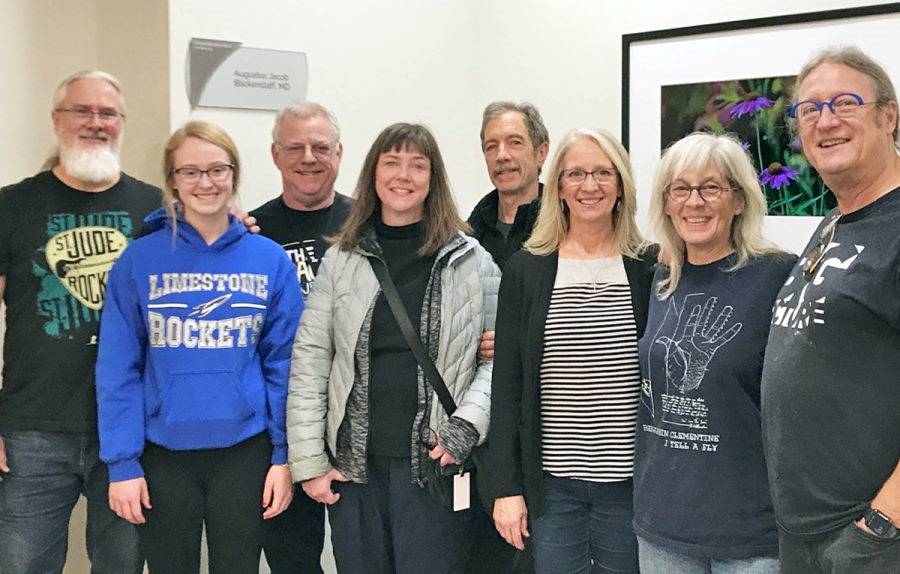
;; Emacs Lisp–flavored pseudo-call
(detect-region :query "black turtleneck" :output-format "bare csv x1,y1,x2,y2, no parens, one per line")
368,219,438,457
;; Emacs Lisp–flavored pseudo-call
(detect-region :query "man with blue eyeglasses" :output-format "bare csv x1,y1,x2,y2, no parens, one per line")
0,71,161,573
762,46,900,573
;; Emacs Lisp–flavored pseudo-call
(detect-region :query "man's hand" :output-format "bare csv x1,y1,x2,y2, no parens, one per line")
231,207,260,234
0,434,9,474
262,465,294,519
301,469,348,505
493,495,530,550
109,477,152,525
479,330,495,361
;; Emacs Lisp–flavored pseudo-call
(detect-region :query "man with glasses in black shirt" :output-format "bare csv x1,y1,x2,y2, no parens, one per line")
762,46,900,573
250,101,352,573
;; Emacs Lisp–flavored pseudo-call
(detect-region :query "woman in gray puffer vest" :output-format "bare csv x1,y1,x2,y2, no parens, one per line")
286,123,501,574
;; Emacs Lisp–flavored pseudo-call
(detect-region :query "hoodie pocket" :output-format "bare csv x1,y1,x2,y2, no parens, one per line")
160,370,255,425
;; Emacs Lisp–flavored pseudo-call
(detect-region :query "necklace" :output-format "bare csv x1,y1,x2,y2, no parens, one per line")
573,254,605,292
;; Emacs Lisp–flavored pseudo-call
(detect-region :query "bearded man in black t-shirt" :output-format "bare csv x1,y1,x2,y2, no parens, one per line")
762,46,900,573
250,102,351,574
0,71,160,574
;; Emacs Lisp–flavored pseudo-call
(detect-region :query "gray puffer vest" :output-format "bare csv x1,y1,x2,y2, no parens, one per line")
287,231,500,484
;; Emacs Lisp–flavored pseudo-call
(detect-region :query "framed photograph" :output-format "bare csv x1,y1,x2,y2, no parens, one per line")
622,3,900,253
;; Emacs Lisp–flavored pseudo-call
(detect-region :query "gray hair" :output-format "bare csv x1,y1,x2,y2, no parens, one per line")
44,70,124,170
52,70,124,113
795,45,898,145
480,101,549,150
272,101,340,143
649,132,781,298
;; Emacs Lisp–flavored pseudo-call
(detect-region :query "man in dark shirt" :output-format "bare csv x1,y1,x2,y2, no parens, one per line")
0,70,159,574
761,46,900,573
467,101,549,270
466,102,549,573
250,101,351,573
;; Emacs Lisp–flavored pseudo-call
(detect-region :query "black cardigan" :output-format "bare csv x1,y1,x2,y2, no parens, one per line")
485,245,659,519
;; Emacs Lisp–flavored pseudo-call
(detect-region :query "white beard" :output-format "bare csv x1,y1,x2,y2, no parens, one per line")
58,140,122,184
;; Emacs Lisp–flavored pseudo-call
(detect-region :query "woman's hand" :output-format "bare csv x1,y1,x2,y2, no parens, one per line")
493,495,530,550
302,468,348,505
109,477,152,525
262,464,294,519
428,443,461,467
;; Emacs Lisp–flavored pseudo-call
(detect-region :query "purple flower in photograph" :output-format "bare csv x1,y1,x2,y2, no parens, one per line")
759,162,799,190
730,92,775,119
741,141,751,152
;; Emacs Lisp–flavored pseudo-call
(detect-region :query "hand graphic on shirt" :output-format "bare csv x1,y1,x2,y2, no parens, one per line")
656,297,741,392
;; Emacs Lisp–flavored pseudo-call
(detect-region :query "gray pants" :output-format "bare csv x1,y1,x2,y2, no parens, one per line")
779,523,900,574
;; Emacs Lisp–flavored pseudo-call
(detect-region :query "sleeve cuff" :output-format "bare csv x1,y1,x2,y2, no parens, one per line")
270,444,288,465
108,458,144,482
439,416,480,462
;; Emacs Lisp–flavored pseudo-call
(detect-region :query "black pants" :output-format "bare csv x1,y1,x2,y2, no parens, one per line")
328,456,474,574
139,433,271,574
779,522,900,573
466,508,535,574
262,483,326,573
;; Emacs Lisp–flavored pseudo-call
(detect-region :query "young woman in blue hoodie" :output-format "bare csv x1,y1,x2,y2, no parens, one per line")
96,121,302,573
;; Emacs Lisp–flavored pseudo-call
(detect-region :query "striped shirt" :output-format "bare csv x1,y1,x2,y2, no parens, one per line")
540,256,641,482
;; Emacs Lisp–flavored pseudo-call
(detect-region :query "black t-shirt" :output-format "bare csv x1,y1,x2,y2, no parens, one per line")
250,193,352,296
762,187,900,536
0,170,161,432
633,252,796,559
369,219,437,457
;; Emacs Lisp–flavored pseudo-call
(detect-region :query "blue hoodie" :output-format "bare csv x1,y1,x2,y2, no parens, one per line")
97,208,303,482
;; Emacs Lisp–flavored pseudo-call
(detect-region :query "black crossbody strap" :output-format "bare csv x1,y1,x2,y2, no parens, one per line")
368,256,458,416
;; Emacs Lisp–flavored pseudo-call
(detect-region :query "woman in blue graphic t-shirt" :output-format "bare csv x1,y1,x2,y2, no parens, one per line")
633,132,797,573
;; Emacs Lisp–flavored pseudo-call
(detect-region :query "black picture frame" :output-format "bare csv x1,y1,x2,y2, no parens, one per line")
620,2,900,253
621,3,900,149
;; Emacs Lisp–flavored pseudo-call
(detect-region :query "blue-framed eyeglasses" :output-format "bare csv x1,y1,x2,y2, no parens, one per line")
788,92,875,124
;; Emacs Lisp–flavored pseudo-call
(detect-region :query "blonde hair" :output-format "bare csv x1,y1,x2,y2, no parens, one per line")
162,121,241,230
525,128,646,258
650,132,781,298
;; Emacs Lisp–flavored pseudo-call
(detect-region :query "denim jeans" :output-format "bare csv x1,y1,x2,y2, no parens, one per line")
0,430,142,574
779,522,900,574
637,535,778,574
531,474,639,574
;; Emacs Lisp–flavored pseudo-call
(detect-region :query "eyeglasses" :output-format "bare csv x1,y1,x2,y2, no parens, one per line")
666,183,735,203
559,167,618,187
55,106,125,123
172,164,234,184
803,214,840,279
276,141,336,160
788,92,876,125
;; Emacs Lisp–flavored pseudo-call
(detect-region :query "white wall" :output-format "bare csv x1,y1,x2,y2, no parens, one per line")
167,0,481,215
0,0,99,184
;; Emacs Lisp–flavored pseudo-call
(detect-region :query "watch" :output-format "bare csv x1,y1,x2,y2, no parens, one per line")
863,507,900,539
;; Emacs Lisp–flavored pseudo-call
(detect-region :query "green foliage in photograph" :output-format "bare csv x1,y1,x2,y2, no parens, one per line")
661,76,836,216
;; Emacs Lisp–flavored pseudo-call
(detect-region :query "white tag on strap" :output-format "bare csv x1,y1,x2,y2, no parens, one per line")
453,472,471,511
